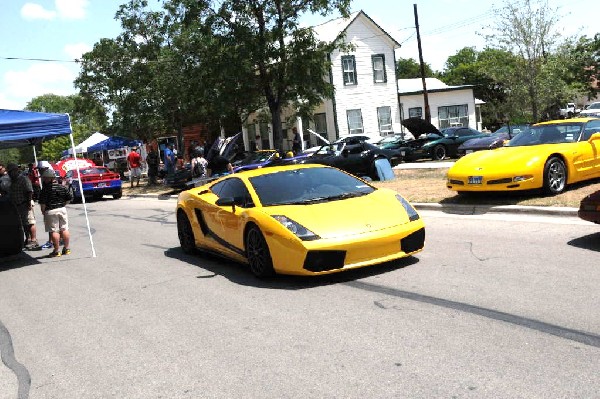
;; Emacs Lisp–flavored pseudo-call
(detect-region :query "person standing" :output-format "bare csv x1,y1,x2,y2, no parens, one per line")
146,147,160,185
292,127,302,154
127,147,142,188
191,147,208,178
6,163,39,250
38,168,73,257
163,143,176,180
0,162,10,197
206,149,234,177
37,161,56,249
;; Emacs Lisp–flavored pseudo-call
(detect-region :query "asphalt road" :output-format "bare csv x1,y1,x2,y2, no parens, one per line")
1,197,599,398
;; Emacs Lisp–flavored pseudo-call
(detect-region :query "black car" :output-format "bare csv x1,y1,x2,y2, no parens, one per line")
456,124,530,157
300,141,402,179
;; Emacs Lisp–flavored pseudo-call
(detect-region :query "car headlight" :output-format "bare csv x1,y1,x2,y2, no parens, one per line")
272,215,320,241
396,194,420,221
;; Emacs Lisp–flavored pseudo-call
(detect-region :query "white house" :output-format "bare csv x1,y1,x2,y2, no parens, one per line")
398,78,483,133
241,11,481,152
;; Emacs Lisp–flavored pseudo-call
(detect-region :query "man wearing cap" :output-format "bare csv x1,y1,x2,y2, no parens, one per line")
39,168,73,257
6,163,40,250
126,147,142,188
37,161,56,249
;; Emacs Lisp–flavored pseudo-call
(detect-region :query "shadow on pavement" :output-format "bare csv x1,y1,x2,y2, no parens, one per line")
567,232,600,252
163,246,419,289
0,252,41,272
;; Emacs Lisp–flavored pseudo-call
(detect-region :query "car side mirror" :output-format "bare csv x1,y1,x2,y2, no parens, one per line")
216,196,236,210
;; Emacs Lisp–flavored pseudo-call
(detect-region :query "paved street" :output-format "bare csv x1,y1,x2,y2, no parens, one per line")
1,197,599,398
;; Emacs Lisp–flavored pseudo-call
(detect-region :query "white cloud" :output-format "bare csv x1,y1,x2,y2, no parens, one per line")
56,0,89,20
1,63,78,109
21,3,57,20
20,0,88,21
64,43,92,60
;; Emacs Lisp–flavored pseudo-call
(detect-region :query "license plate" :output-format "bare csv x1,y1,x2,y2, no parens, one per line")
468,176,483,184
97,182,107,188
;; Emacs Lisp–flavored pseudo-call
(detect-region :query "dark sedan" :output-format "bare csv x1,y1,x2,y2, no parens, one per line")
300,141,402,180
578,190,600,224
401,126,488,161
456,125,530,157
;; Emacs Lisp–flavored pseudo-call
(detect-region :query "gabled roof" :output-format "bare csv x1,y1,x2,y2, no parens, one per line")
312,10,401,48
398,78,474,95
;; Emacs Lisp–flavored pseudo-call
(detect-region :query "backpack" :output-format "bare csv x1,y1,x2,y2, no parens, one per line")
192,158,205,177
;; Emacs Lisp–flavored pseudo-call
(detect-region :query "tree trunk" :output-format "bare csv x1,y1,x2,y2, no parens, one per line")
269,102,283,150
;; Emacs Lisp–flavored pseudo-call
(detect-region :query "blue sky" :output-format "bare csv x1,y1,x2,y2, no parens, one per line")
0,0,597,110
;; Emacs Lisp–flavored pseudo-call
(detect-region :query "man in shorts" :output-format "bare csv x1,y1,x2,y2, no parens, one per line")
38,168,73,257
127,147,142,188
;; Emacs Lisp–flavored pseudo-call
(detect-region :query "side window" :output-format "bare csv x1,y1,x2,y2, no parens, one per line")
341,55,357,85
217,178,254,208
371,54,386,83
210,180,228,197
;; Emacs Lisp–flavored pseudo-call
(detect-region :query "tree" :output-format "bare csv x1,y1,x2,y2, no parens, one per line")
25,94,107,161
396,57,434,79
484,0,567,122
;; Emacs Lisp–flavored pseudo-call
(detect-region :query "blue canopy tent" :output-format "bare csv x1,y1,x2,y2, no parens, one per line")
0,109,96,257
86,135,142,152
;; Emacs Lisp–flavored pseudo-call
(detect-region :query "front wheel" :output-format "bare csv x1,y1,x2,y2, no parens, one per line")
177,210,196,254
245,226,275,278
113,190,122,199
432,145,446,161
542,157,567,195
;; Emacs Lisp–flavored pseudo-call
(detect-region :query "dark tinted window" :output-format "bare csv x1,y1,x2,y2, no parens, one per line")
213,178,253,208
582,120,600,141
249,167,375,206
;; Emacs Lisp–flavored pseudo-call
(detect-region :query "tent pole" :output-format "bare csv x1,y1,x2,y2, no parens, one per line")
33,145,38,166
69,131,97,257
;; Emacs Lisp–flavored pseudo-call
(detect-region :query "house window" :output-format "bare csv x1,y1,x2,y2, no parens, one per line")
438,105,469,128
408,107,422,118
372,54,386,83
259,122,270,149
377,106,393,134
346,109,364,134
342,55,357,85
314,113,327,146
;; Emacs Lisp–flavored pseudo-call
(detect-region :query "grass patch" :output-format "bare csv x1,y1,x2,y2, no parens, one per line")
373,168,600,208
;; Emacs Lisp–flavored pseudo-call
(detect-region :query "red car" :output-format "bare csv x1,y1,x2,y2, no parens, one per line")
578,190,600,224
64,166,122,202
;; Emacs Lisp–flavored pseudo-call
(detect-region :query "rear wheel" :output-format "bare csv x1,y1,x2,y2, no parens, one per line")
432,145,446,160
177,210,196,254
245,226,275,278
542,156,567,195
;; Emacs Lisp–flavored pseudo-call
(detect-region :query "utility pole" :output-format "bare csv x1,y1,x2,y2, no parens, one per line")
414,4,431,122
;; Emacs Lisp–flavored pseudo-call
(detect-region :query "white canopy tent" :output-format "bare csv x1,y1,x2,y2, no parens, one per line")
65,131,109,155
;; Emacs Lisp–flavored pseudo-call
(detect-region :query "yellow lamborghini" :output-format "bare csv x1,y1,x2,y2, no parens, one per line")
446,117,600,195
176,164,425,277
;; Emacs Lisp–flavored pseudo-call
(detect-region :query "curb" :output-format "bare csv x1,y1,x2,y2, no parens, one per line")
413,202,579,217
124,194,580,217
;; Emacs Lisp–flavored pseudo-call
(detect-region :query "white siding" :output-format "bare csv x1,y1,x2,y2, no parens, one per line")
400,89,477,130
330,15,400,140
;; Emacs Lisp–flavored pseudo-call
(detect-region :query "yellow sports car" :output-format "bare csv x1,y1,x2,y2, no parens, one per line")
446,117,600,194
176,164,425,277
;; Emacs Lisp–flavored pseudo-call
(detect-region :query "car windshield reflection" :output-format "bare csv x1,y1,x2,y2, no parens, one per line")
249,167,375,206
507,123,583,146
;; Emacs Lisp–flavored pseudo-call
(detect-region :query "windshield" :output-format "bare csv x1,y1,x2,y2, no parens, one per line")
507,123,582,147
249,167,375,206
586,103,600,110
379,136,402,145
314,143,344,155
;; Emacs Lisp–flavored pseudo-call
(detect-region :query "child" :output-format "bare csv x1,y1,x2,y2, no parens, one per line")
38,168,73,257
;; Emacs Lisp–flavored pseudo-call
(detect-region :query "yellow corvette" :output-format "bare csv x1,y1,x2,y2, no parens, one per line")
176,164,425,277
447,117,600,194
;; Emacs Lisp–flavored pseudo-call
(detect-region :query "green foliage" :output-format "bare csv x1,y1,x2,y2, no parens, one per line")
396,57,435,78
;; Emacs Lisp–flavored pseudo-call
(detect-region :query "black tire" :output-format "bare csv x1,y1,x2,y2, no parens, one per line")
69,185,80,203
432,144,447,161
113,190,122,200
245,225,275,278
177,210,196,254
542,156,567,195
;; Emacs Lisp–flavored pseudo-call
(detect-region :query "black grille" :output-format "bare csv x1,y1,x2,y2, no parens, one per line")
487,178,512,185
401,228,425,254
303,250,346,272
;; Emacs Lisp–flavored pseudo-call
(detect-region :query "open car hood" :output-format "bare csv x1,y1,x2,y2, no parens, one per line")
401,117,442,139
